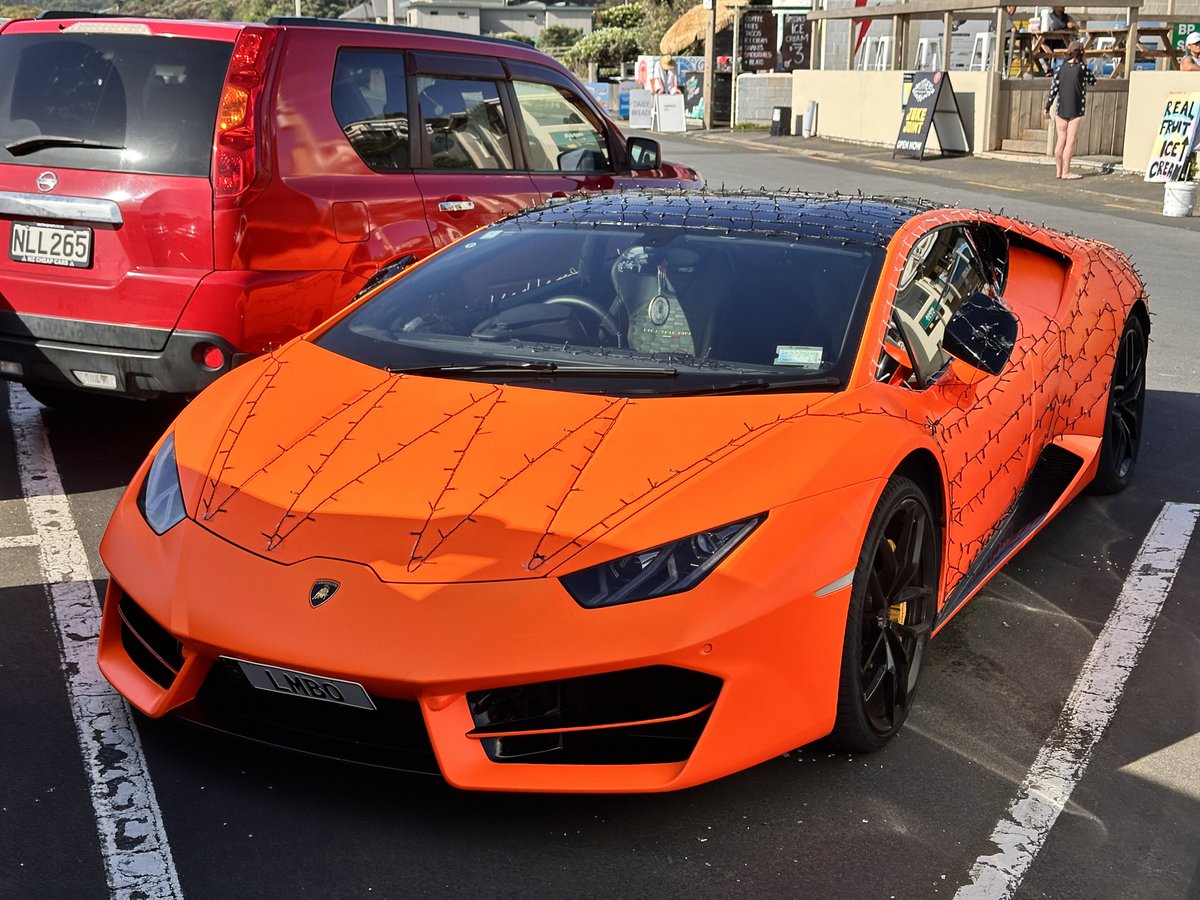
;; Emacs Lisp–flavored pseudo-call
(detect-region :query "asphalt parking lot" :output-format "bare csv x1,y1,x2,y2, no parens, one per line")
2,133,1199,900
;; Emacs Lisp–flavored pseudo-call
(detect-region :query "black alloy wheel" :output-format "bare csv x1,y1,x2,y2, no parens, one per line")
1090,313,1147,495
830,476,939,753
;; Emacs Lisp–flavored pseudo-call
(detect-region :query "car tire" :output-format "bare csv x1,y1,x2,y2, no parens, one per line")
1089,313,1147,496
829,476,938,753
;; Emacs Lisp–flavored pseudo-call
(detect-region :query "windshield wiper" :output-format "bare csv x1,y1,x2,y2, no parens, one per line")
6,135,126,156
668,375,841,396
388,361,678,378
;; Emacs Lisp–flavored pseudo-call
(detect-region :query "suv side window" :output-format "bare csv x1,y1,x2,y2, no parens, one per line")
332,48,410,171
884,226,989,386
512,81,612,173
416,76,515,170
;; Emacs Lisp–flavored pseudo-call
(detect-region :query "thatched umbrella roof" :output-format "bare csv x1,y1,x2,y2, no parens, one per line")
660,0,740,56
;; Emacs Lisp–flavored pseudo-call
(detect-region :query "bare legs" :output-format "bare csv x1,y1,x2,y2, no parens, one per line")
1054,115,1083,179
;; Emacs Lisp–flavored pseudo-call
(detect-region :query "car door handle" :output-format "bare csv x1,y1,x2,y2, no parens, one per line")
438,200,476,212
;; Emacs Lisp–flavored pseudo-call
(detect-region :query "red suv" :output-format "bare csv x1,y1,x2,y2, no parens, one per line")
0,15,700,407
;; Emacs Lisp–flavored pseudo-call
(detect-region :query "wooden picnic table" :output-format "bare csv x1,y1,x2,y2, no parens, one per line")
1014,25,1179,77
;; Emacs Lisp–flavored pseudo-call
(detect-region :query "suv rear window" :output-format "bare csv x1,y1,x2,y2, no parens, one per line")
0,33,232,177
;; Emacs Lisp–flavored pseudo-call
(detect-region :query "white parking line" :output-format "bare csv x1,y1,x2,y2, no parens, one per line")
0,533,39,548
8,384,182,900
956,501,1200,900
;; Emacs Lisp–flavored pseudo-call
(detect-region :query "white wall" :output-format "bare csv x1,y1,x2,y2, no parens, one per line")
789,69,1000,151
409,6,480,34
735,74,794,126
1123,71,1200,174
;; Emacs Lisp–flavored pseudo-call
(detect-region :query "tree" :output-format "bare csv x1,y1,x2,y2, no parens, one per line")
537,25,582,49
563,25,640,69
597,1,643,30
634,0,692,56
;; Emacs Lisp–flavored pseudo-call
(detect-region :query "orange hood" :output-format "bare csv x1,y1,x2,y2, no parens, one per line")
175,341,853,583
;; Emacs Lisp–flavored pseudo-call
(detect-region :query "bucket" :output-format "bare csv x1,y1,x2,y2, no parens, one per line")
1162,181,1198,217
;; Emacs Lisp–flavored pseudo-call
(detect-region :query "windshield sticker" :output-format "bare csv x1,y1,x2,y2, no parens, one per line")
479,230,502,240
774,345,823,368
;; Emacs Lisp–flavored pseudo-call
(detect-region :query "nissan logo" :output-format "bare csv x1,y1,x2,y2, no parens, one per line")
36,171,58,192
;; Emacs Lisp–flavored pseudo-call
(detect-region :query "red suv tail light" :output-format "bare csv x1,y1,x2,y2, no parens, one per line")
214,28,277,197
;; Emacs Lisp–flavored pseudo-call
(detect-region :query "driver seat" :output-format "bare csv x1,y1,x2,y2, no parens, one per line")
611,246,732,356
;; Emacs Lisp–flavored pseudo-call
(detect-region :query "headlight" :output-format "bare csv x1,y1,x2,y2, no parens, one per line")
560,514,765,609
137,434,186,535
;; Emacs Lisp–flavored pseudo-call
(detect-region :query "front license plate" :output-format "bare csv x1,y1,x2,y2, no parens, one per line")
10,220,93,268
233,658,377,711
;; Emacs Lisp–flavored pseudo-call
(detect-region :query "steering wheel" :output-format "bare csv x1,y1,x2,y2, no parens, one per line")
545,296,622,343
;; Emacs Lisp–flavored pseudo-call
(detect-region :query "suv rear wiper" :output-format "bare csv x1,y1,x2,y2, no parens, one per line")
389,361,678,378
6,135,126,156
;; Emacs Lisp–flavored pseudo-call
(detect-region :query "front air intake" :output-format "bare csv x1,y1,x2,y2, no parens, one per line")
116,592,184,690
467,666,722,765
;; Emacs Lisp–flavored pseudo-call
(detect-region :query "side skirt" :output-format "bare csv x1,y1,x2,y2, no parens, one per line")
934,443,1084,631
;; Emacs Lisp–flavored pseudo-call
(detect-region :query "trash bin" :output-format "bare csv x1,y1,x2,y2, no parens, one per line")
770,106,792,137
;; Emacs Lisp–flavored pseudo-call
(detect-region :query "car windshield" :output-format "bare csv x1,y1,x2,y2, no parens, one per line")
317,222,883,396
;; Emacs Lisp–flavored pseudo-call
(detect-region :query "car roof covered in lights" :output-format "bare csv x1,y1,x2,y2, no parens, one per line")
506,191,945,248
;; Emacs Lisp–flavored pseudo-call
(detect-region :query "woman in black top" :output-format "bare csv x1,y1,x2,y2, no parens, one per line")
1043,41,1097,179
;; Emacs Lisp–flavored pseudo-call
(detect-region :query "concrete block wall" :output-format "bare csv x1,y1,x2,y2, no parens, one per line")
735,74,794,127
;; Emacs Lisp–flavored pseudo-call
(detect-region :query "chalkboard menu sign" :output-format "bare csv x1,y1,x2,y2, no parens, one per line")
739,10,777,72
780,15,811,72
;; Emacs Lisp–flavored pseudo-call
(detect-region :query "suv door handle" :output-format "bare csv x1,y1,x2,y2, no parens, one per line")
438,199,476,212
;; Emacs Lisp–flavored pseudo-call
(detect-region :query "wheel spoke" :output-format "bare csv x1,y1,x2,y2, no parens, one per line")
884,625,911,711
1120,340,1144,392
861,626,887,679
862,661,887,705
892,504,925,590
874,537,900,597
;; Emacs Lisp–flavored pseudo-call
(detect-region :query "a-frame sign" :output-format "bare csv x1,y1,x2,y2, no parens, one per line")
894,71,970,160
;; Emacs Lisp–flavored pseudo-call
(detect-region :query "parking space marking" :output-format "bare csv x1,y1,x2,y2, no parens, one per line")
0,533,39,548
956,501,1200,900
9,384,182,900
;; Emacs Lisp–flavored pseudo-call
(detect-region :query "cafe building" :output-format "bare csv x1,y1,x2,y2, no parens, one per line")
730,0,1200,172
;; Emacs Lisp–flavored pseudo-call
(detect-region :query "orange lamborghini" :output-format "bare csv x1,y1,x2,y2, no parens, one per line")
98,192,1148,792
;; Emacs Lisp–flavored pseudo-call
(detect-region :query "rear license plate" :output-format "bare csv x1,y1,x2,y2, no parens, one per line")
10,220,93,268
233,658,377,711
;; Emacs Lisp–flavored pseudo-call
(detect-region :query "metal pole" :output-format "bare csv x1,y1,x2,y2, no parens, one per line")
704,0,717,129
732,7,741,126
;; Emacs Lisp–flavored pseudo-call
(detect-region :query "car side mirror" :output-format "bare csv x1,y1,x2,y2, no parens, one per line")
943,291,1018,377
627,136,661,171
558,148,606,172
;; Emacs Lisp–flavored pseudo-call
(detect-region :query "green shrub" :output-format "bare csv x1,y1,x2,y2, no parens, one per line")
563,26,640,67
537,24,583,48
598,2,644,30
489,30,537,46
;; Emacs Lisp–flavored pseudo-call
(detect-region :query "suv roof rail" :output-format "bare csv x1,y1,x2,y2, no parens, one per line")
264,16,537,50
34,9,135,18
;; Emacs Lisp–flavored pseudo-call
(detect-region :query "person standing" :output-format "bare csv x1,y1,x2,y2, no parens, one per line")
651,55,680,94
1182,32,1200,71
1043,41,1096,179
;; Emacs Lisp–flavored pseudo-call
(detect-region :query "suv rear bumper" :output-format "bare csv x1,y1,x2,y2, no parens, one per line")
0,321,238,398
